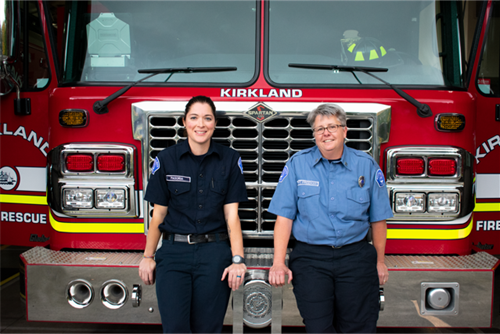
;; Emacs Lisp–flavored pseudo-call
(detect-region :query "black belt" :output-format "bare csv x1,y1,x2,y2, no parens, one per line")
331,238,365,249
163,232,228,244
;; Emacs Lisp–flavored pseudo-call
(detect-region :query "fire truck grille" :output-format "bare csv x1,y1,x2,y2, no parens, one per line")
148,114,374,238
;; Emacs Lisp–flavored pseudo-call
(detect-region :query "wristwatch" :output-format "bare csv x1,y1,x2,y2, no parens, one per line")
232,255,245,265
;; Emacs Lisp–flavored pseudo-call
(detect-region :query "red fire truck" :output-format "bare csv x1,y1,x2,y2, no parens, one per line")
1,0,499,330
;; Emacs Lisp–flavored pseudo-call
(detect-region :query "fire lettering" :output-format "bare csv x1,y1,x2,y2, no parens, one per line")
476,220,500,231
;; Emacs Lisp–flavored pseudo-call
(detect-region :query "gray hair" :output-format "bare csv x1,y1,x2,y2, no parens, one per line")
307,104,347,127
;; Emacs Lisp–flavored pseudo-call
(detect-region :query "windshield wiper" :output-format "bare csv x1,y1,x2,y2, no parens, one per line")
289,63,432,118
93,66,237,114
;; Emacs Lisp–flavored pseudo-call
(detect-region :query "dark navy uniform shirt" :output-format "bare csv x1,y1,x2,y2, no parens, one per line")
268,144,393,247
144,140,248,235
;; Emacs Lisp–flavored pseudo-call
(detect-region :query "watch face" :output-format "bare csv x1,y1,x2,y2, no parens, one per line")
232,255,243,264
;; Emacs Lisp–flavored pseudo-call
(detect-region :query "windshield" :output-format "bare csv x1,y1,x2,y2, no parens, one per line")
267,0,464,87
59,1,258,84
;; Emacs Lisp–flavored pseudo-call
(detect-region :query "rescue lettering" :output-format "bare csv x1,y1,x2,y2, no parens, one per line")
475,134,500,164
1,211,47,224
476,220,500,231
0,123,49,157
220,88,302,98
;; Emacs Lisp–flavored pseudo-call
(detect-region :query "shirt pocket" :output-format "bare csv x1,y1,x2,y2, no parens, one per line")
345,188,370,220
297,186,320,221
209,176,229,207
167,182,191,210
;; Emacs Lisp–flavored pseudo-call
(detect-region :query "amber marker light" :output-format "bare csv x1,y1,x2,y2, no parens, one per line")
59,109,89,127
435,114,465,132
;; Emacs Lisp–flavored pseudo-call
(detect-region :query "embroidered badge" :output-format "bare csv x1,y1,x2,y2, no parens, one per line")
152,157,160,175
238,157,244,174
297,180,320,187
166,175,191,183
279,166,289,183
358,176,365,188
376,169,385,187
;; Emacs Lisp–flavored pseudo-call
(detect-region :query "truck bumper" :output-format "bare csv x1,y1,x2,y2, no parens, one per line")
21,247,499,328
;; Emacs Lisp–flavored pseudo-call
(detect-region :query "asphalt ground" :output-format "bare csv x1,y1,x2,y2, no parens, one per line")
1,245,499,334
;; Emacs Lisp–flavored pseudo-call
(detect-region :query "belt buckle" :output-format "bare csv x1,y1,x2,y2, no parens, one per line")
187,234,196,245
332,245,343,249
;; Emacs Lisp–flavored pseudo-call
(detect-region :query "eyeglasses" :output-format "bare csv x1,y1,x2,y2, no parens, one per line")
313,124,345,134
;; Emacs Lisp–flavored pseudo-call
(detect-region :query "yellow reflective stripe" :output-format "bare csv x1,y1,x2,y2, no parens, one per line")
0,194,47,205
474,202,500,212
49,211,143,234
355,52,365,61
387,220,473,240
348,43,356,53
380,46,387,57
1,272,20,286
369,49,379,60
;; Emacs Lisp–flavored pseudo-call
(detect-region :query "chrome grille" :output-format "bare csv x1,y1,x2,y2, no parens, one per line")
147,112,375,238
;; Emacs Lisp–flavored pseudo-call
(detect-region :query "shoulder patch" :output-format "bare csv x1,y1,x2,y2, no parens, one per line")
152,157,160,175
238,157,244,174
376,169,385,187
279,166,289,183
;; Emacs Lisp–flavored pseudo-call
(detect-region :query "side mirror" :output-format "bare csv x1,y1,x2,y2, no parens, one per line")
1,0,18,96
1,0,16,61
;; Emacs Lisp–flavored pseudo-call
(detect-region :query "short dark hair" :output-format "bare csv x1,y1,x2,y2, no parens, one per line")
307,104,347,127
184,96,217,121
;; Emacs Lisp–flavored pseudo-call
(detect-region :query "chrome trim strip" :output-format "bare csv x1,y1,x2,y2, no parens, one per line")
385,146,474,221
386,146,465,182
386,212,472,226
48,143,137,217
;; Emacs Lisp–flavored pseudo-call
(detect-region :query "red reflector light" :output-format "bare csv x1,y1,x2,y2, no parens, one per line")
396,158,424,175
428,159,456,176
97,155,125,172
66,154,93,172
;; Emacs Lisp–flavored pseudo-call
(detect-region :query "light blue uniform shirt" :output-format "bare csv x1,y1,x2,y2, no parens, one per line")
268,144,393,247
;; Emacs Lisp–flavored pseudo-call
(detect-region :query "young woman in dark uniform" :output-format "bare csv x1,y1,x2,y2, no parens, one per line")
138,96,248,333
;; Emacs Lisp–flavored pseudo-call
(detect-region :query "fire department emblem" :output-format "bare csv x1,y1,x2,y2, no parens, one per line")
245,102,278,123
0,166,18,191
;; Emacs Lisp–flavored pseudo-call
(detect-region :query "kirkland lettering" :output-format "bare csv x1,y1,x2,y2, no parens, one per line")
220,88,302,98
0,123,49,157
476,134,500,164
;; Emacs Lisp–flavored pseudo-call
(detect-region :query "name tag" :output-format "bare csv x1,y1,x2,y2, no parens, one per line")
167,175,191,183
297,180,319,187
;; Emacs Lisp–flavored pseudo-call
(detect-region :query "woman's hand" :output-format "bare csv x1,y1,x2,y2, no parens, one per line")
221,263,247,291
377,262,389,285
139,257,156,285
269,262,293,287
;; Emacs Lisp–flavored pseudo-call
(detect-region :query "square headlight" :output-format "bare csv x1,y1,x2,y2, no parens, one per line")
63,188,93,208
95,189,126,209
395,193,426,213
428,193,458,213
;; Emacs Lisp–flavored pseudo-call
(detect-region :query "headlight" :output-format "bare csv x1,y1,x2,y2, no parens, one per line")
63,188,93,208
428,193,458,213
395,193,425,213
96,189,126,209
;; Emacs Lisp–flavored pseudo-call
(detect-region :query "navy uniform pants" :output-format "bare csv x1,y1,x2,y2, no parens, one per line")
155,237,232,333
289,240,380,333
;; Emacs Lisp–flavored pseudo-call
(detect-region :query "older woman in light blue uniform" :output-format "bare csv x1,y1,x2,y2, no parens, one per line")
268,103,393,333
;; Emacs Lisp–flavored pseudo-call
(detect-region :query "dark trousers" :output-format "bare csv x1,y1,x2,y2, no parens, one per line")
155,237,232,333
289,240,380,333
